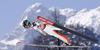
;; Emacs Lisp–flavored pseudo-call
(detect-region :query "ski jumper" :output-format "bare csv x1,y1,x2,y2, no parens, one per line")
33,22,69,44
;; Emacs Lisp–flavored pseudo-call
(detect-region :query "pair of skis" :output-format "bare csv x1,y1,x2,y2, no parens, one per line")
18,42,92,48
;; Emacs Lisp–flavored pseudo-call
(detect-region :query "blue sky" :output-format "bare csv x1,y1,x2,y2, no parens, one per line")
0,0,100,40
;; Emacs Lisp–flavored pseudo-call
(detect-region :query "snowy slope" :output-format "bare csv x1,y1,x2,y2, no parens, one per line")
0,3,100,50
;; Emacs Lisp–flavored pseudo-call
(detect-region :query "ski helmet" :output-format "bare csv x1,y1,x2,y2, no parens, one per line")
23,20,31,28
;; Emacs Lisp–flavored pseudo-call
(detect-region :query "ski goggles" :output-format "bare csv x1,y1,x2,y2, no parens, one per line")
24,22,31,28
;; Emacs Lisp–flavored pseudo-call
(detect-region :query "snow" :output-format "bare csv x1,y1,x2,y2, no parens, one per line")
94,44,100,47
0,39,20,46
60,8,75,15
36,9,41,13
59,8,76,17
31,3,41,8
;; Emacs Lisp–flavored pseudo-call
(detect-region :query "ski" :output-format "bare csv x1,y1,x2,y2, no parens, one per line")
18,42,92,48
37,16,98,43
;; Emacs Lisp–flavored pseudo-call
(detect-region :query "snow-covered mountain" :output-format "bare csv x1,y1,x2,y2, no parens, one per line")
0,3,100,50
66,7,100,35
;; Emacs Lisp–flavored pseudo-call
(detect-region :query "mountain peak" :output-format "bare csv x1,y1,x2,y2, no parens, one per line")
31,3,42,8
